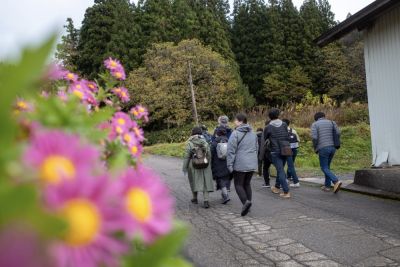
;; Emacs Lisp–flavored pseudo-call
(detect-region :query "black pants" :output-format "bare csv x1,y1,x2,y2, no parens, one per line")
263,154,272,185
233,171,253,205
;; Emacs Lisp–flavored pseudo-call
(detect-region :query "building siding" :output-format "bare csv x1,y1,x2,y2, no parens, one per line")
364,4,400,165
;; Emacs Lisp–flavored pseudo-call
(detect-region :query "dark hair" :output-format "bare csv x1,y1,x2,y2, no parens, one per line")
191,126,202,136
314,112,326,121
268,108,280,120
216,128,227,136
257,128,263,132
282,119,290,126
235,113,247,124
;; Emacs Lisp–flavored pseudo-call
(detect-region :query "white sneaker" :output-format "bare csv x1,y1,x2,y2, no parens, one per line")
290,183,300,188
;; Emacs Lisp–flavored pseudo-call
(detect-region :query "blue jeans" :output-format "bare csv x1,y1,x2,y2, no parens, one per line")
271,153,289,193
319,146,339,187
286,148,299,183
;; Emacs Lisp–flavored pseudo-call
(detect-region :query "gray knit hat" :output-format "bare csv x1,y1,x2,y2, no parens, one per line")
218,115,229,126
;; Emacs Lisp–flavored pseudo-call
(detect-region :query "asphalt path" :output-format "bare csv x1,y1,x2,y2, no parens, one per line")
145,155,400,267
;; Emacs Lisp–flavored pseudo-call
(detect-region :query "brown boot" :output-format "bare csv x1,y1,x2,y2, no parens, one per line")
271,186,281,194
279,192,291,199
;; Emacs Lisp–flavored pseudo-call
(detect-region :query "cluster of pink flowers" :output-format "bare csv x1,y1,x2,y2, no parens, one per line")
22,130,174,267
112,87,130,103
5,57,166,267
45,58,132,109
131,105,149,122
104,58,126,80
109,112,144,157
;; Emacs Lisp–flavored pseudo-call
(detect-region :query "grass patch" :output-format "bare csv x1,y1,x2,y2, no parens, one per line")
145,123,372,176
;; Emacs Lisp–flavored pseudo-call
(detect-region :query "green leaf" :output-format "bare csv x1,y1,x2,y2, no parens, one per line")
122,222,190,267
0,182,66,237
0,36,56,176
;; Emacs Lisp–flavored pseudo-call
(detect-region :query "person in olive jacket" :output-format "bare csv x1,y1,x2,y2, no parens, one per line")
183,127,214,208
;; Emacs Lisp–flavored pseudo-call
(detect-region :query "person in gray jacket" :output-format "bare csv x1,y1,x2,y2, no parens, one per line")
227,113,258,216
311,112,342,193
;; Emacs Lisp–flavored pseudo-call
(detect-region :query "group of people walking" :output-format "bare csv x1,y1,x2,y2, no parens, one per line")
182,109,343,216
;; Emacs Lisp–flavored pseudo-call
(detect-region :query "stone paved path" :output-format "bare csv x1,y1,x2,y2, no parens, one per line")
145,155,400,267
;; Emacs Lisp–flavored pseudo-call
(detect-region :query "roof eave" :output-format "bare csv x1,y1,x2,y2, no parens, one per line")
315,0,400,47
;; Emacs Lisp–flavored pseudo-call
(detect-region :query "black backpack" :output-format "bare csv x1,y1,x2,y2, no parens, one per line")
288,128,298,144
192,144,209,169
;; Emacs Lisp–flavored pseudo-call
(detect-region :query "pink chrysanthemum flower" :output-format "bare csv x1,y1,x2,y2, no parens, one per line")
14,98,33,113
111,67,126,80
112,87,130,103
45,176,127,267
0,227,54,267
23,130,99,185
64,72,78,82
128,141,143,158
69,81,90,101
120,132,137,147
84,80,98,93
86,92,98,107
104,57,122,71
117,167,174,243
47,63,68,81
130,105,149,122
132,124,145,142
109,112,133,139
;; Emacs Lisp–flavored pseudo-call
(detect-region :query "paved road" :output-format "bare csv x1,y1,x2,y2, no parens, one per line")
144,155,400,267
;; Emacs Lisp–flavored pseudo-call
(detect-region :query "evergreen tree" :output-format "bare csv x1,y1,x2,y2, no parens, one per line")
194,0,235,61
231,0,269,100
76,0,140,78
279,0,305,68
136,0,174,44
300,0,336,95
169,0,201,42
55,18,79,71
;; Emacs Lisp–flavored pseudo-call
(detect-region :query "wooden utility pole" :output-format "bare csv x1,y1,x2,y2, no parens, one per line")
188,61,199,125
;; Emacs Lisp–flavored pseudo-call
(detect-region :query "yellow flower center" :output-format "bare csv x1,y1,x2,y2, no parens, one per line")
116,126,123,134
138,107,145,113
121,92,127,98
132,110,138,116
117,118,125,125
115,72,122,78
123,133,131,143
40,156,76,184
76,84,82,89
114,88,121,93
67,73,74,80
131,146,138,155
110,61,117,68
73,90,84,99
126,188,152,222
62,199,101,247
17,101,27,109
88,84,95,89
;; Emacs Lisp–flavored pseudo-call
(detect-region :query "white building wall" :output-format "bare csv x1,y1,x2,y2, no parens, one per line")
364,4,400,165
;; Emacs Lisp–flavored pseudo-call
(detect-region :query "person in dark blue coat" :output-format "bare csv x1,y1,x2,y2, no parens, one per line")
211,128,231,204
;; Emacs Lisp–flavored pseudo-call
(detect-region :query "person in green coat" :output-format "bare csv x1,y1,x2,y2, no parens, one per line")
183,127,214,208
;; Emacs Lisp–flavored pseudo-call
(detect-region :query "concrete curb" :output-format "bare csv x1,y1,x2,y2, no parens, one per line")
300,178,400,201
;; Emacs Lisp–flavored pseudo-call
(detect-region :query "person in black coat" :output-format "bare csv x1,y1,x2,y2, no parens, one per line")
211,128,231,204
